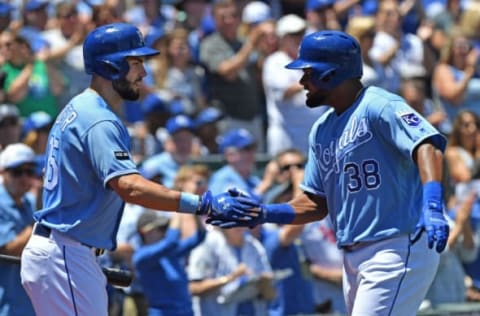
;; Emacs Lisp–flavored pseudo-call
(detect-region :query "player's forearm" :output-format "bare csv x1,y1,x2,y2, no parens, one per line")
111,173,192,212
415,142,443,184
288,192,328,225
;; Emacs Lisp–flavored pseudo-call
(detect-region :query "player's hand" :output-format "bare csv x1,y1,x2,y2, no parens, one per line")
411,182,449,253
206,188,265,228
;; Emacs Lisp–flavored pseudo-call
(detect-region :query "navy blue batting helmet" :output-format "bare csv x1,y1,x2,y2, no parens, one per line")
83,23,159,80
286,30,363,90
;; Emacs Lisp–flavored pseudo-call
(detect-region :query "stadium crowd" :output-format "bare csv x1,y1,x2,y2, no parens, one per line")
1,0,480,315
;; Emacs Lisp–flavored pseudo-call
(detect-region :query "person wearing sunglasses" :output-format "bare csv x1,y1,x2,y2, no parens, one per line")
0,143,37,316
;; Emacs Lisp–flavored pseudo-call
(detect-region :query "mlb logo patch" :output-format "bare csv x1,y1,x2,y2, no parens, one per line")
400,113,421,127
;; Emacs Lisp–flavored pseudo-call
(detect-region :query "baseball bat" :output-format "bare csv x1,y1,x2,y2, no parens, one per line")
0,253,133,288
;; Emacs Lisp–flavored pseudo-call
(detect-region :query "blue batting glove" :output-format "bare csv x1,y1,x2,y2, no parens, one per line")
411,181,449,253
206,188,264,228
207,188,296,228
204,189,261,223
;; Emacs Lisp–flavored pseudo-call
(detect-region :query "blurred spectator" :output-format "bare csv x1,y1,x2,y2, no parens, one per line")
417,11,452,64
240,2,277,130
459,3,480,52
250,149,316,316
0,2,13,33
139,114,197,188
370,0,433,93
399,77,450,135
1,33,63,118
0,143,37,316
0,104,21,151
199,0,270,152
174,0,212,63
123,0,171,36
172,164,210,238
256,148,306,202
301,218,346,314
193,106,224,155
20,0,51,59
251,222,316,316
432,28,480,126
445,110,480,187
129,92,172,162
304,0,341,34
42,1,90,108
89,2,122,30
241,1,271,27
188,226,276,316
425,190,477,307
175,0,210,33
163,27,207,114
346,15,386,89
21,110,52,155
209,128,261,200
262,14,325,156
134,210,206,316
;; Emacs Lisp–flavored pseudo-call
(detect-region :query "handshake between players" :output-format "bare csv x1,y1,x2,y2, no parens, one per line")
198,189,266,228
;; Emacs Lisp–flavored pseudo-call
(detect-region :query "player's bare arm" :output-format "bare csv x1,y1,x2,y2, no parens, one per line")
109,173,183,212
288,192,328,225
413,140,443,184
412,139,450,253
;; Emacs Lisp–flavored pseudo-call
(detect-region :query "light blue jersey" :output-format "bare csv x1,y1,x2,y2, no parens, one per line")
34,89,139,250
300,86,446,247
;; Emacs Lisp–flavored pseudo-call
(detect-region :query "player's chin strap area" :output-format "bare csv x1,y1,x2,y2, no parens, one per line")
0,253,133,288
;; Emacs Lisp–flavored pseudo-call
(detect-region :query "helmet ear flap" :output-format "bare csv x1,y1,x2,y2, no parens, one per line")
320,69,335,82
312,68,336,89
95,57,129,81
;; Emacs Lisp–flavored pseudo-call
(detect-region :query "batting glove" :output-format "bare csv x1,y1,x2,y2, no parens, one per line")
207,188,295,228
411,181,449,253
199,189,259,221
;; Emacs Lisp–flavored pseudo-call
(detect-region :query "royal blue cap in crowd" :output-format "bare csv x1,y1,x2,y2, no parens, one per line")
142,93,169,114
169,99,187,115
23,111,52,135
145,27,166,48
194,107,224,128
306,0,335,11
24,0,49,12
166,115,194,135
0,2,13,17
218,128,256,153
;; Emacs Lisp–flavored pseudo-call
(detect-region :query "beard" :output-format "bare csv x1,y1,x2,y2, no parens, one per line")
112,77,140,101
305,89,330,108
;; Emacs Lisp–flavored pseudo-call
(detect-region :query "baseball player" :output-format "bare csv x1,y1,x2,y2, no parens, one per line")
19,23,249,316
208,30,450,316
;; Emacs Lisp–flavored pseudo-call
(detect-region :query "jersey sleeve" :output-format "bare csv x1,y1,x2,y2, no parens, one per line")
373,100,447,161
84,120,139,187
